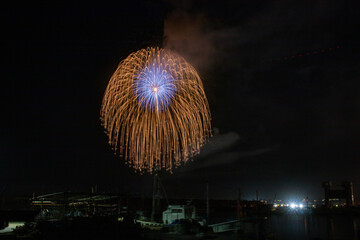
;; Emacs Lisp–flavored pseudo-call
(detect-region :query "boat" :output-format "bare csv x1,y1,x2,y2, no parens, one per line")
208,217,267,234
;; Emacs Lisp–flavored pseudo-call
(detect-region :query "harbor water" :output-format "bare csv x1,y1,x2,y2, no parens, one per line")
267,214,360,240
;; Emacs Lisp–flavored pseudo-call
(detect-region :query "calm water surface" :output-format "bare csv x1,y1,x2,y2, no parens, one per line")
267,214,360,240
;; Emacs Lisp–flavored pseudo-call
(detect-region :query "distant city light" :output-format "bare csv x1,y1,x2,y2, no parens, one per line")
273,200,317,210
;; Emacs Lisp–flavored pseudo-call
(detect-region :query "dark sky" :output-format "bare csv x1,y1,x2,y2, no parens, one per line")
2,1,360,203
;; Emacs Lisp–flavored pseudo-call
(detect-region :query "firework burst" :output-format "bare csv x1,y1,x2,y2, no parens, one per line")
100,47,211,173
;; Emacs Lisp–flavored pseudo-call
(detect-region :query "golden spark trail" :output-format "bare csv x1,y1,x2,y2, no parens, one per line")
100,47,211,173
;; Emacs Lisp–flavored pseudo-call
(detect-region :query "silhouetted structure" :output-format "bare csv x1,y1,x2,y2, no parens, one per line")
151,169,168,222
322,181,354,207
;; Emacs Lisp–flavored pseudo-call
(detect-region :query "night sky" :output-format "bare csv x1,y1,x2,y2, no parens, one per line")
2,1,360,203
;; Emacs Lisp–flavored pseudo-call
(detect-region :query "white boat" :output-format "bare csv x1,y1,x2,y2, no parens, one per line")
209,217,267,234
208,219,241,233
136,219,164,230
162,205,196,224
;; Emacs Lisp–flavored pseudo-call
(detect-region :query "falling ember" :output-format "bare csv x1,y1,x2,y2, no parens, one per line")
100,47,212,173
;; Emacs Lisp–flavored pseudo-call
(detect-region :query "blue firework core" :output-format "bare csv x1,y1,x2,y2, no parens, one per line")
134,63,176,111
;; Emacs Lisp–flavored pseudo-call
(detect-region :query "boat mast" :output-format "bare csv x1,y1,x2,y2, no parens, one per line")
206,181,210,220
151,167,160,222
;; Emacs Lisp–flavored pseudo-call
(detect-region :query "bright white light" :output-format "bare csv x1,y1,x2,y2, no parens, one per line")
273,204,278,208
299,204,304,209
290,203,296,209
153,87,158,92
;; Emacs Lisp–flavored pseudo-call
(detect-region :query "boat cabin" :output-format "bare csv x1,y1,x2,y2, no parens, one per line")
162,205,196,224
